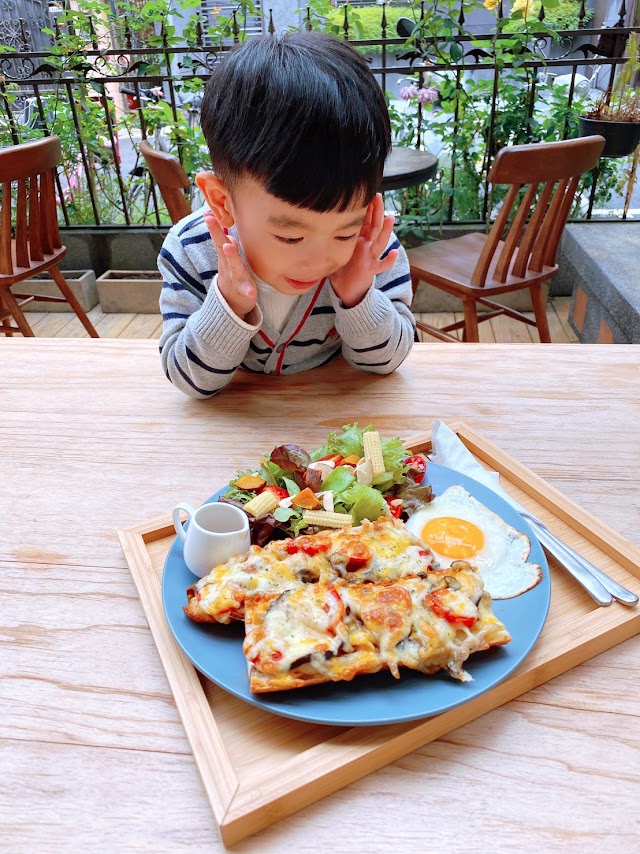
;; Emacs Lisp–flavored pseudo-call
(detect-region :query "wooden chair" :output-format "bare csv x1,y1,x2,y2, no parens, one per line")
0,136,99,337
407,136,605,343
139,140,192,224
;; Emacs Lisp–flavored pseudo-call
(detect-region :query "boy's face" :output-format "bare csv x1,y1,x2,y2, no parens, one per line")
199,173,370,296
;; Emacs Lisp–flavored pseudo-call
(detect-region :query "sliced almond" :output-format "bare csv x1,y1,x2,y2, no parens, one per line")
356,457,373,486
308,460,336,482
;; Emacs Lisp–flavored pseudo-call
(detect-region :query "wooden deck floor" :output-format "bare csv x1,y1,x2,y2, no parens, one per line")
21,297,578,343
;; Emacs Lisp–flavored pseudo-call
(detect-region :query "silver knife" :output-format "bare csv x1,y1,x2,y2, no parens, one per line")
518,510,637,607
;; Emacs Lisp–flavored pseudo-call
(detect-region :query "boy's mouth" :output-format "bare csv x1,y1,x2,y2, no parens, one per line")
284,277,321,290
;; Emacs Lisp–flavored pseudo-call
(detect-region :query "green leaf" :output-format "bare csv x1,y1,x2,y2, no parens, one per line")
274,506,296,522
341,482,386,524
258,458,288,487
312,423,367,460
321,466,355,494
282,477,300,496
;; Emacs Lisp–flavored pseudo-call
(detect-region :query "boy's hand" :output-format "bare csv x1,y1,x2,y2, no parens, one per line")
330,194,399,308
204,212,257,320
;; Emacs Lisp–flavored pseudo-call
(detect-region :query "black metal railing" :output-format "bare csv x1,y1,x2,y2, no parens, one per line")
0,2,638,230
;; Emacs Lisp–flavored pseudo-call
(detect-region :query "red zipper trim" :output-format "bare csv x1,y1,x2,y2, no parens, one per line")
275,280,325,375
259,330,275,348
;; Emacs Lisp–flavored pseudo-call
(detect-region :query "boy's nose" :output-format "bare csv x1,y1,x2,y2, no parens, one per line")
300,254,335,279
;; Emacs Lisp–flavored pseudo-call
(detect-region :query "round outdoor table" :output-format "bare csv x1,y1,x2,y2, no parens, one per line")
381,147,438,192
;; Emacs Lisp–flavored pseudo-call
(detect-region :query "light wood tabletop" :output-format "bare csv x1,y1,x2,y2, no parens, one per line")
2,339,639,853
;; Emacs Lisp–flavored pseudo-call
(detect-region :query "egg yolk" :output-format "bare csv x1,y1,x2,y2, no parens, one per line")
421,516,484,559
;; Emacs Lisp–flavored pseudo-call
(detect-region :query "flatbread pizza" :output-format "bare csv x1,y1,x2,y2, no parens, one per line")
243,565,511,692
184,516,435,624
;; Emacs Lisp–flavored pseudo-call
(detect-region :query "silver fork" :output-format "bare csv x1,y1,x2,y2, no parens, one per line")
520,510,638,607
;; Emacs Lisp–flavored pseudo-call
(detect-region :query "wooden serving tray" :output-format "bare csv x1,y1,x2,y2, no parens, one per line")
118,422,640,846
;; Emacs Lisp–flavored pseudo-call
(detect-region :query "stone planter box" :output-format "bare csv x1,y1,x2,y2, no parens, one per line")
97,270,163,313
21,270,97,312
565,223,640,344
412,284,536,312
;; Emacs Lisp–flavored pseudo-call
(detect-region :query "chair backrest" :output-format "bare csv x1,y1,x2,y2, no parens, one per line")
471,135,605,287
139,140,192,224
0,135,63,275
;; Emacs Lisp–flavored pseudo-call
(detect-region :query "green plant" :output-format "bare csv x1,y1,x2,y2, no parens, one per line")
325,5,415,54
1,0,635,229
502,0,594,32
582,34,640,121
0,0,257,225
386,3,629,241
391,76,628,242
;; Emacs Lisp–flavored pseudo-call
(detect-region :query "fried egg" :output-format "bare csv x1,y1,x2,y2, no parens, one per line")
405,485,542,599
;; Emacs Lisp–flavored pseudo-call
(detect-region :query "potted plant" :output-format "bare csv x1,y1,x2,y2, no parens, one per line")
579,34,640,158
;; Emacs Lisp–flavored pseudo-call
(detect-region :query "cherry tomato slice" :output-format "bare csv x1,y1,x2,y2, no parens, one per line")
404,454,427,483
343,542,372,571
285,536,329,556
425,591,477,628
321,586,346,629
296,535,329,556
385,496,403,518
318,453,344,466
261,485,289,500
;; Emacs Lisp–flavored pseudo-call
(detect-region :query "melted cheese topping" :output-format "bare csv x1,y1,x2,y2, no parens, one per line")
245,566,511,690
187,517,436,623
243,585,347,673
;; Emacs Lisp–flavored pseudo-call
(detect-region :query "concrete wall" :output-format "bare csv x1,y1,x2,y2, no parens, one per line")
60,221,579,316
62,229,167,278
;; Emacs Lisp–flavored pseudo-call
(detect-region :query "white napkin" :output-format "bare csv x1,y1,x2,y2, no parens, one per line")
430,420,525,512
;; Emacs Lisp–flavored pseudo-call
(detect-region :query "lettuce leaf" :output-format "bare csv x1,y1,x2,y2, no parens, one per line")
312,424,408,488
340,482,387,524
379,435,410,487
282,477,300,497
270,444,312,472
311,423,368,460
395,483,434,517
321,466,355,494
258,458,289,487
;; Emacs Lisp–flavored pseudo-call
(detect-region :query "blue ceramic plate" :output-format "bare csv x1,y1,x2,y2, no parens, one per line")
162,463,550,726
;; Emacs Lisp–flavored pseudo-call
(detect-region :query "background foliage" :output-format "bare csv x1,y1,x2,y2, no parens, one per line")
0,0,634,230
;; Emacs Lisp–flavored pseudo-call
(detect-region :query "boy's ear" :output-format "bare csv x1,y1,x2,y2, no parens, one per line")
195,172,235,228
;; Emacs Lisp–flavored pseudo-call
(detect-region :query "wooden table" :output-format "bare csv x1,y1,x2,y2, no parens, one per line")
381,146,439,192
2,339,639,852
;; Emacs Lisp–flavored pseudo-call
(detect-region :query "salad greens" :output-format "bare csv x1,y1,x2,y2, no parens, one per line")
338,481,387,525
312,424,408,488
223,423,431,543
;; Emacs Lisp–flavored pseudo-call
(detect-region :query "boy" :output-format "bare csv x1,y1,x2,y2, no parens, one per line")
158,31,415,399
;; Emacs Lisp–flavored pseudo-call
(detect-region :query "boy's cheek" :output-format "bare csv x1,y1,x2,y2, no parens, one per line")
333,243,359,272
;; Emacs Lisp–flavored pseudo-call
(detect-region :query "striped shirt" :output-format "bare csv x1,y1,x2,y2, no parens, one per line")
158,210,416,399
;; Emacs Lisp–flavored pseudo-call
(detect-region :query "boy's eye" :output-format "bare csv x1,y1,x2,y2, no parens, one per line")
275,235,303,245
336,233,358,242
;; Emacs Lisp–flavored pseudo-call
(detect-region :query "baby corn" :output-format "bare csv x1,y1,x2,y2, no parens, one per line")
243,491,280,517
363,430,385,477
302,510,354,528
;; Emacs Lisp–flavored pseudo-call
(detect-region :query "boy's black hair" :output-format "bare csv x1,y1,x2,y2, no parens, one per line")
200,31,391,212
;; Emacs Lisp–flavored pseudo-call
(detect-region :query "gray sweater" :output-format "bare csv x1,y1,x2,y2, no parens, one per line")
158,210,415,399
